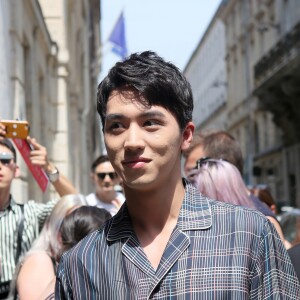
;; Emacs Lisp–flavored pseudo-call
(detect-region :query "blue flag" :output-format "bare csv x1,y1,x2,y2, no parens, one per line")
108,12,127,60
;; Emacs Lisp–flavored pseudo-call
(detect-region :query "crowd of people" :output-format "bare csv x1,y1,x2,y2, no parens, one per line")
1,51,300,299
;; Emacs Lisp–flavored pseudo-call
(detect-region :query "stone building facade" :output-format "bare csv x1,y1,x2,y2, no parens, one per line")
184,2,228,132
222,0,300,207
185,0,300,208
0,0,102,202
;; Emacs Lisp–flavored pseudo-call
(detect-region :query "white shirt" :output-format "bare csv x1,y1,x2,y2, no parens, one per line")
86,192,125,216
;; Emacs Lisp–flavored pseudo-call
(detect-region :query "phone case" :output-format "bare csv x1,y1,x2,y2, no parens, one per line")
1,120,30,139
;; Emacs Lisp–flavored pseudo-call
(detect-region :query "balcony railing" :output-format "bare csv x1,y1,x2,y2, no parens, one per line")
254,21,300,87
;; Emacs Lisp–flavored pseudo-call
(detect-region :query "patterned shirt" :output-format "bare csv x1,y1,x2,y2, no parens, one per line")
56,182,300,299
0,196,56,283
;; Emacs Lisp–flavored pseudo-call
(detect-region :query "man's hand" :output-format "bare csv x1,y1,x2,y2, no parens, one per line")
27,136,56,173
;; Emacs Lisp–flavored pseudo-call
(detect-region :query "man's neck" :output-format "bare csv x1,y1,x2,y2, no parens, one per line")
124,177,185,230
0,189,11,211
124,177,185,270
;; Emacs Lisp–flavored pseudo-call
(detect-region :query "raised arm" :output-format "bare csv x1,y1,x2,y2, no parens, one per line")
27,136,77,196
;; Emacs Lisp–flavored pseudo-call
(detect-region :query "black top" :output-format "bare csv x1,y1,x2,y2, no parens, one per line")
249,194,277,218
288,243,300,282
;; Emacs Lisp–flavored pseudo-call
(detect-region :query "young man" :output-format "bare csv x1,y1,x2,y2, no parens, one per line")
86,155,125,216
0,127,77,299
56,51,300,299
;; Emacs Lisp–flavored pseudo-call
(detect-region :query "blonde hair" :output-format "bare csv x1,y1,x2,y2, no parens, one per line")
9,194,87,297
32,194,87,257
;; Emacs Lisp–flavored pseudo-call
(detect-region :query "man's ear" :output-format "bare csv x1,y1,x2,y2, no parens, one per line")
181,121,195,151
90,172,96,183
14,165,20,178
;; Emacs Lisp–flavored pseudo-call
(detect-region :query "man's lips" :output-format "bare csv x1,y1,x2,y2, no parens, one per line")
122,158,151,168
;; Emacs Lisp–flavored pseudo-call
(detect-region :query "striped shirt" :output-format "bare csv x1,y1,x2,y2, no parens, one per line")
56,182,300,299
0,195,56,283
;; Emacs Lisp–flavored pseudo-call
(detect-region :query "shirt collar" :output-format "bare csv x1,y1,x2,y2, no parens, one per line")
107,179,212,241
9,195,20,213
0,195,19,215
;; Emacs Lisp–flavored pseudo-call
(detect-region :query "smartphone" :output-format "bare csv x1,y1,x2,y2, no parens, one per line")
0,120,30,139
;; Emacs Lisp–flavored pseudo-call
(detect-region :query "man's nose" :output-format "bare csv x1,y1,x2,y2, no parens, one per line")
124,125,145,151
103,174,111,181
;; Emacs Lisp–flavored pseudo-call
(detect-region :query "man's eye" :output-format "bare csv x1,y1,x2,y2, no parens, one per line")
144,120,161,127
107,122,124,132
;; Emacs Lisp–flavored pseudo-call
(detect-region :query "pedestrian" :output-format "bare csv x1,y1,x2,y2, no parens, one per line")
194,157,289,246
86,155,124,216
288,243,300,282
57,205,112,261
56,51,300,299
0,129,77,299
32,206,111,300
183,130,287,244
9,194,86,300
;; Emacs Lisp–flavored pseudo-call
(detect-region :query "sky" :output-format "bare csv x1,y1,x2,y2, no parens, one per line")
100,0,222,79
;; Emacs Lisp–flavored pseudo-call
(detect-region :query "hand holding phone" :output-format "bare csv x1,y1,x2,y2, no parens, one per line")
0,120,30,139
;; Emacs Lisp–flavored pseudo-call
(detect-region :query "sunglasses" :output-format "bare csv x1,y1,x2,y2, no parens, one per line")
196,157,212,170
0,153,14,165
196,157,229,170
96,172,118,180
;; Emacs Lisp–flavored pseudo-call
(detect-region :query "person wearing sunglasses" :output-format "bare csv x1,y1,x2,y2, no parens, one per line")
86,155,124,216
56,51,299,299
0,125,77,299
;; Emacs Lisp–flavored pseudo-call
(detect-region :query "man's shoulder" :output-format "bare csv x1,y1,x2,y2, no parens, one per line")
207,196,269,230
183,182,268,235
22,199,57,209
86,193,97,204
185,181,266,219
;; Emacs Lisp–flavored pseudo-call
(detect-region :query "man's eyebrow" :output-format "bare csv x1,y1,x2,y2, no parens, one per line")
140,111,167,119
105,110,167,121
105,114,125,121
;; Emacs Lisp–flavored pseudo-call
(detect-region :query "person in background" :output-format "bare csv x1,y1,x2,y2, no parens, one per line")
194,158,287,246
9,194,87,300
38,205,111,300
57,205,112,261
250,185,278,215
183,130,284,235
184,131,244,177
0,125,77,299
86,155,125,216
280,208,300,248
288,242,300,282
56,51,299,298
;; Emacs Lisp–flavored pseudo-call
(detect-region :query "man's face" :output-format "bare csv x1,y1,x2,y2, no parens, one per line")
92,161,118,194
184,145,205,176
103,90,194,191
0,145,18,191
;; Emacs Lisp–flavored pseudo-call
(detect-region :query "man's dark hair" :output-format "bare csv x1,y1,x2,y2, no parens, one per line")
0,138,17,162
184,130,244,175
91,155,110,172
97,51,193,130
